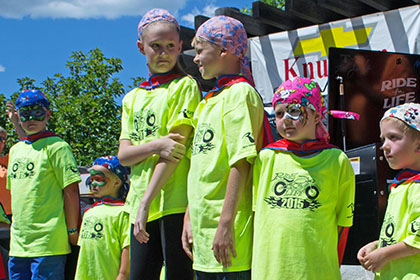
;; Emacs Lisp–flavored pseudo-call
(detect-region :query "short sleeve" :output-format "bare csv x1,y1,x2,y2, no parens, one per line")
336,153,356,227
252,153,262,211
120,91,135,141
223,84,264,167
403,186,420,249
167,76,201,132
48,142,81,189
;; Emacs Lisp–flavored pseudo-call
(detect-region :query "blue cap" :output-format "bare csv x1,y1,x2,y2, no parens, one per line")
15,90,50,110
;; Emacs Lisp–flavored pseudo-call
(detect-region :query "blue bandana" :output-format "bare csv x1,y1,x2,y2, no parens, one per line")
15,89,50,110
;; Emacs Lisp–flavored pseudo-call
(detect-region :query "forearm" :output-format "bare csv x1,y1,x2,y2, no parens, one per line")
219,159,250,226
381,241,420,263
116,247,130,280
118,139,161,166
63,182,81,229
139,159,179,209
12,121,26,140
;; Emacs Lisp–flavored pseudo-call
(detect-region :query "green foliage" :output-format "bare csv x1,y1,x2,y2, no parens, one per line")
241,0,286,15
5,48,138,166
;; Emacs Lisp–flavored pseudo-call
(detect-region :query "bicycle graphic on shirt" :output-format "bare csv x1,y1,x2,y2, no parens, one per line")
264,172,321,211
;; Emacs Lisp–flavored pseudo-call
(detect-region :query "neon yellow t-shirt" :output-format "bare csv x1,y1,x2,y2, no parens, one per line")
188,82,264,272
375,181,420,280
75,203,130,280
252,148,355,280
7,137,81,257
120,75,201,224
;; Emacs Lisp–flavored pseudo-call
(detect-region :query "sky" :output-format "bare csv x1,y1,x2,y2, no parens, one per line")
0,0,255,100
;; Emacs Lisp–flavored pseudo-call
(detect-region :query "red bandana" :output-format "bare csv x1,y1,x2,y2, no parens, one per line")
139,72,183,90
389,169,420,189
22,131,60,144
265,139,338,153
205,75,252,99
85,196,125,213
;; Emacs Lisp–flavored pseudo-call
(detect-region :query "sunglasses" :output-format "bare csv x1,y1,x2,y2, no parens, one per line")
0,137,6,142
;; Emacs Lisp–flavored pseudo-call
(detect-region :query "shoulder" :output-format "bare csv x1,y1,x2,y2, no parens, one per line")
169,75,201,93
122,87,143,104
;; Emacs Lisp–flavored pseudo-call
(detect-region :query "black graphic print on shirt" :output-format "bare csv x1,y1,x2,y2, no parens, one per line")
265,172,321,211
130,109,160,141
9,158,35,179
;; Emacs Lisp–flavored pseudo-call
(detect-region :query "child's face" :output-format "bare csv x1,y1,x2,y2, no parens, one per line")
18,105,50,135
274,103,320,144
138,22,182,74
89,165,121,198
193,40,224,80
380,118,420,170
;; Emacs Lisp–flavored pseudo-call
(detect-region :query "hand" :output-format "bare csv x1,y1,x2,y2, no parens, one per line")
133,206,150,243
182,213,193,260
212,223,236,268
357,240,379,269
157,133,185,162
361,247,389,272
68,232,79,246
6,101,19,124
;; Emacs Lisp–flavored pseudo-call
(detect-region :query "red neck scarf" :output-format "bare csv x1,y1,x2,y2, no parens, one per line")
22,131,60,144
265,139,338,153
139,72,183,90
85,196,125,213
205,75,252,99
389,169,420,189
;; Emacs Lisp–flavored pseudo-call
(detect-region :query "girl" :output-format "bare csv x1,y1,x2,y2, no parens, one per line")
117,8,201,280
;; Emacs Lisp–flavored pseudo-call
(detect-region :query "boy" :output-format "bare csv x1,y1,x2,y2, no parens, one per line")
358,103,420,279
7,89,81,280
75,155,130,280
183,16,264,279
252,77,355,279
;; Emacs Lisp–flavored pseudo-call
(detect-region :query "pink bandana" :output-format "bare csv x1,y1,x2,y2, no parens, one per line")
196,16,253,85
272,77,329,142
138,8,180,38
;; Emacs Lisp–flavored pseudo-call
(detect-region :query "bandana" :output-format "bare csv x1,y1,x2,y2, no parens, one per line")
22,131,60,144
84,196,125,213
15,89,50,110
389,169,420,190
196,16,253,85
138,8,180,38
265,139,338,153
139,71,183,90
205,75,250,99
381,103,420,132
92,156,129,198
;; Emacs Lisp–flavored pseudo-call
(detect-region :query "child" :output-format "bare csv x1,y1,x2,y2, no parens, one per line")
117,8,201,280
358,103,420,279
7,89,81,280
75,155,130,280
252,77,355,279
183,16,264,279
0,203,10,280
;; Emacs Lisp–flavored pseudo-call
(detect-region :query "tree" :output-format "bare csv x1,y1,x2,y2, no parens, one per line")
4,48,144,166
241,0,286,15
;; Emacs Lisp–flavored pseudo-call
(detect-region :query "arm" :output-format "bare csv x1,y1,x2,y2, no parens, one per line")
212,158,250,268
63,182,81,246
359,240,420,272
6,101,26,140
116,246,130,280
133,125,192,243
118,133,185,167
182,205,193,260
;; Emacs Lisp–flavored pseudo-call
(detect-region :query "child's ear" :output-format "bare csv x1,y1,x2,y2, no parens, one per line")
314,111,322,124
178,40,183,53
137,40,145,55
415,140,420,153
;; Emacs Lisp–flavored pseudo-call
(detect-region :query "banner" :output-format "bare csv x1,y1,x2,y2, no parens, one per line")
249,5,420,104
